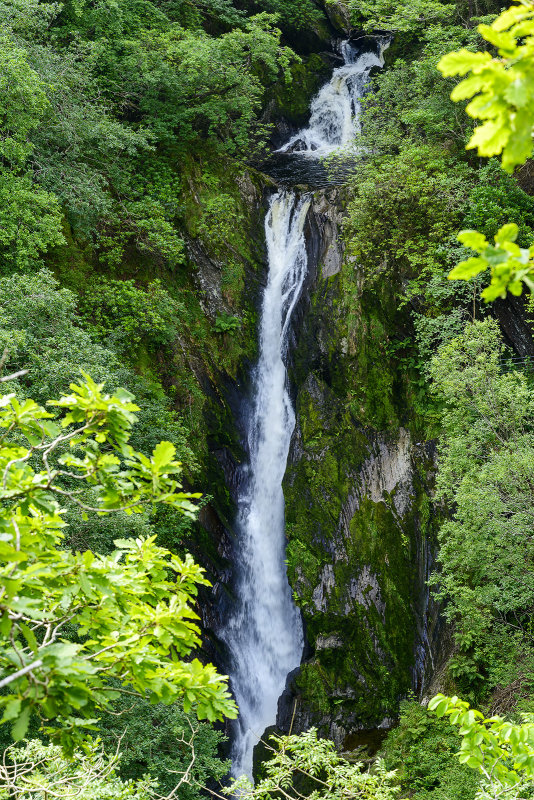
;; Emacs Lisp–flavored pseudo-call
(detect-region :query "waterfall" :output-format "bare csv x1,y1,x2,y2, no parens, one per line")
220,39,384,781
279,41,384,157
221,192,309,780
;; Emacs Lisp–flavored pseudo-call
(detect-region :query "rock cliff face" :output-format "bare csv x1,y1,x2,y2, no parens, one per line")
198,180,445,747
275,191,442,744
322,1,353,35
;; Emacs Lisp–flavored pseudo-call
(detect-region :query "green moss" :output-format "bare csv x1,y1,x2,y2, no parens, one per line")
283,232,441,730
287,474,435,726
267,54,331,125
295,662,332,715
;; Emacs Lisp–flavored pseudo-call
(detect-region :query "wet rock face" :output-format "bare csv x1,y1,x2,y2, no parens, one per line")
281,422,439,744
276,190,442,745
312,191,344,278
492,295,534,357
186,169,270,321
322,1,352,34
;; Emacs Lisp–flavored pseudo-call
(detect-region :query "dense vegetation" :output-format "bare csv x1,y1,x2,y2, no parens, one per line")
3,0,534,797
342,1,534,797
0,0,308,792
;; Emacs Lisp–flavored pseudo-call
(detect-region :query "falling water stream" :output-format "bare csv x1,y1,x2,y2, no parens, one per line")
219,38,384,781
221,193,309,780
279,42,384,156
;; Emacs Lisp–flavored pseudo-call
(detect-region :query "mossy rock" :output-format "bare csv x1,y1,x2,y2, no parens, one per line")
322,0,352,34
266,53,331,127
282,194,440,735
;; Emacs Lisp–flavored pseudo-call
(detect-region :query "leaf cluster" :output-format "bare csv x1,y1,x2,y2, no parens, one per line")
0,375,236,751
228,728,401,800
438,5,534,172
344,145,473,285
430,694,534,798
0,737,156,800
450,224,534,300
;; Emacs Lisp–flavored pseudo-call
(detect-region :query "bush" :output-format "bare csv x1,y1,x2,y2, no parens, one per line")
380,700,479,799
78,278,183,351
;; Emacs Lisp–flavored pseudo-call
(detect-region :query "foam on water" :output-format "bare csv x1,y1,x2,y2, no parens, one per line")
220,192,309,780
278,41,384,157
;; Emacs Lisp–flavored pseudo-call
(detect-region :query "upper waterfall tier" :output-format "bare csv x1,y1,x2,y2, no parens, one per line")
277,41,384,157
260,38,386,187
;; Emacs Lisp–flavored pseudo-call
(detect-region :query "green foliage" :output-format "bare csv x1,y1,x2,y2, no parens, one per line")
380,700,479,799
0,374,236,751
0,172,64,272
0,738,156,799
349,4,534,313
0,270,118,401
56,4,294,155
344,145,472,285
98,198,186,269
99,697,229,799
195,191,240,247
438,4,534,172
342,23,491,380
456,163,534,298
462,162,534,246
357,24,479,157
0,33,48,165
412,272,478,371
429,319,534,698
228,728,400,799
183,0,246,27
26,43,152,242
79,278,183,351
239,0,325,29
0,32,66,271
0,0,297,268
429,694,534,798
0,269,197,468
214,313,242,334
449,224,534,300
349,0,454,33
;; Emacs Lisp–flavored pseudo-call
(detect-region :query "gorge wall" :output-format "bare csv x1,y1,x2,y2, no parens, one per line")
279,191,442,743
185,10,457,758
200,179,444,753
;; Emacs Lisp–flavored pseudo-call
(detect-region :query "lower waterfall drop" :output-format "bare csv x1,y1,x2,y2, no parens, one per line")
220,192,309,780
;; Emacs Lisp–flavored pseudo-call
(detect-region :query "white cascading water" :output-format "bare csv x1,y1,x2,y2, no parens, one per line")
220,40,384,782
279,41,384,156
221,192,309,780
